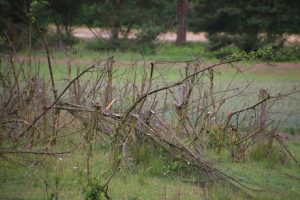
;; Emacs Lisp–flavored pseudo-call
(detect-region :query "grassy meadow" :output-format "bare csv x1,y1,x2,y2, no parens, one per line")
1,140,300,200
18,44,300,131
1,42,300,200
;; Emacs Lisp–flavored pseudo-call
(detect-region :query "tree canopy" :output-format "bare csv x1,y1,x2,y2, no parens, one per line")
81,0,176,42
189,0,300,51
1,0,300,51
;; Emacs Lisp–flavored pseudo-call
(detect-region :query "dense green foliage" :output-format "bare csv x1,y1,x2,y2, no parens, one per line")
1,0,300,52
0,1,300,200
189,0,300,51
0,0,31,49
48,0,84,35
78,0,176,50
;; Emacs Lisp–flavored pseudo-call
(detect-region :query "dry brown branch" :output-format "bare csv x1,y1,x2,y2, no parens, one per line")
0,149,70,156
122,59,239,122
224,89,300,128
18,57,113,138
2,51,299,198
274,135,299,164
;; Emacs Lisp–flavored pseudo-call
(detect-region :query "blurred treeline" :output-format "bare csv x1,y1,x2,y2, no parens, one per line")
0,0,299,52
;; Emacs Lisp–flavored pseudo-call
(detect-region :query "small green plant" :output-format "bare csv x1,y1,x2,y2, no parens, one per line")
249,142,287,167
230,42,300,62
47,33,79,48
207,126,236,155
212,45,241,59
162,157,199,177
133,143,152,166
43,165,61,200
85,40,110,51
0,35,5,51
83,179,109,200
85,38,156,54
131,143,165,176
284,127,299,136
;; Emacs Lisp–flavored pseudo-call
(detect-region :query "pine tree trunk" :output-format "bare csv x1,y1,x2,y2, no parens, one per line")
176,0,188,46
111,21,119,41
110,0,124,41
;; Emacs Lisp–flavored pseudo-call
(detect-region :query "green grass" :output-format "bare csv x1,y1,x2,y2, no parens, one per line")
20,42,219,63
2,40,300,200
25,40,300,62
0,150,202,200
1,141,300,199
19,58,300,82
18,40,300,81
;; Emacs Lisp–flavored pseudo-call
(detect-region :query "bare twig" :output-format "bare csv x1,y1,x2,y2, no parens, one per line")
18,57,112,138
0,149,70,156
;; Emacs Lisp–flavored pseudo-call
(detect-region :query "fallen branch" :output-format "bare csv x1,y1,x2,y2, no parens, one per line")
0,149,71,156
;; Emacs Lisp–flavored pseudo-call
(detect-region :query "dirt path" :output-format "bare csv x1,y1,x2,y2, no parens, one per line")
72,27,209,42
72,27,300,43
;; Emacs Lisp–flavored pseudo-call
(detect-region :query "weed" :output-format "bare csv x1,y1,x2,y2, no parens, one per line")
249,142,287,167
83,179,109,200
47,33,79,49
212,45,241,59
207,126,237,155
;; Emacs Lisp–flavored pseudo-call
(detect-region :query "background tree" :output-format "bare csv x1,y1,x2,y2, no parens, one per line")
189,0,300,51
81,0,176,48
0,0,11,44
176,0,188,46
48,0,84,35
0,0,32,49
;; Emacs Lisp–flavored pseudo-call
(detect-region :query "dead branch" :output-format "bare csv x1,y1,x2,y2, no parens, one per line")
18,57,113,138
0,149,70,156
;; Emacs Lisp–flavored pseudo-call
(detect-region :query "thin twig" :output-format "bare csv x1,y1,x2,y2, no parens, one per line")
18,57,112,138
